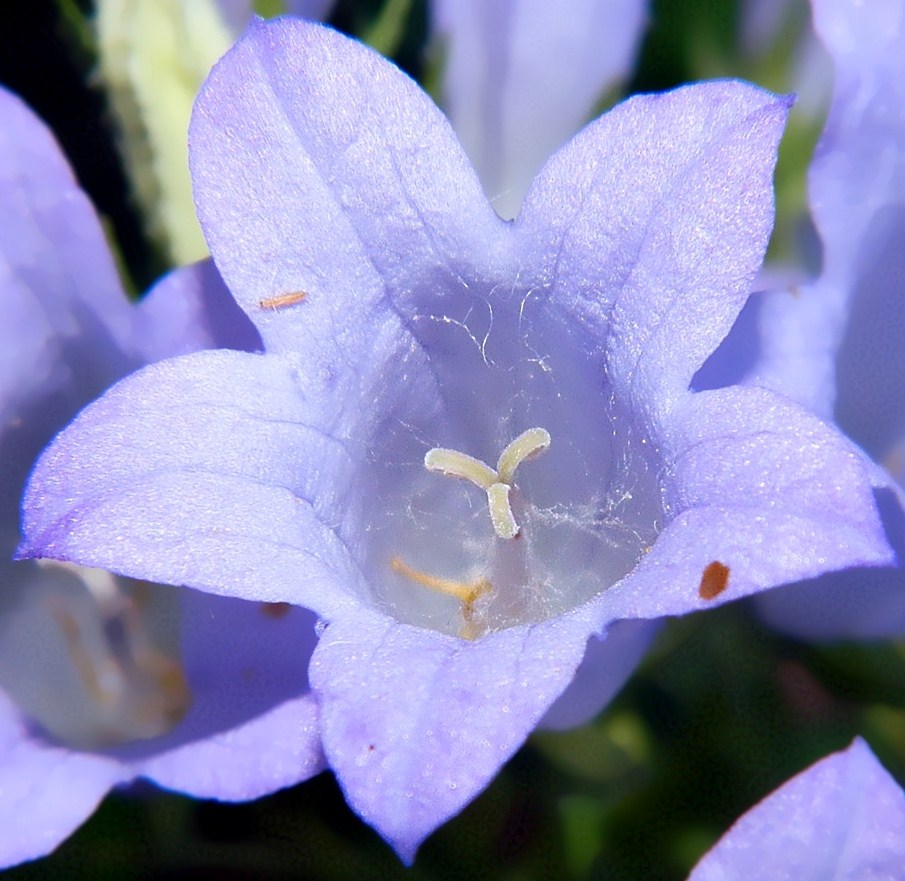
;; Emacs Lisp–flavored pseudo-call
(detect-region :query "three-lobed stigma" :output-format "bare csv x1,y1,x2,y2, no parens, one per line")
424,427,550,539
392,428,551,638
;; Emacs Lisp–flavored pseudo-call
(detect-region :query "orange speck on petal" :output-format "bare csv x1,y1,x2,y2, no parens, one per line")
699,561,730,600
258,290,307,310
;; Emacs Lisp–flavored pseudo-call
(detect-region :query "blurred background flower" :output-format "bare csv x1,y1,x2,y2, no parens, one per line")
0,85,323,870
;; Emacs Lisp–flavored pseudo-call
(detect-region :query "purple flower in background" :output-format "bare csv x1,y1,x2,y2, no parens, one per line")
705,0,905,638
431,0,647,218
18,19,890,860
0,88,322,868
688,739,905,879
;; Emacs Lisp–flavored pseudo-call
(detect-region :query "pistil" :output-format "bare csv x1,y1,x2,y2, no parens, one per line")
391,428,551,638
424,427,551,539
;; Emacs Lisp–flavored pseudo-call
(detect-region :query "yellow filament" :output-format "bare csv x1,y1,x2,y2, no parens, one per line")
496,427,551,484
390,556,488,603
424,447,498,490
390,557,491,640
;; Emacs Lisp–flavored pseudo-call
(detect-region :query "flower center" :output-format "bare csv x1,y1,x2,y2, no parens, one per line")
391,428,554,639
0,561,190,749
390,428,550,639
362,280,664,639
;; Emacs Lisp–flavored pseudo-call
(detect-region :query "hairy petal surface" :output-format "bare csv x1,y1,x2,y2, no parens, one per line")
689,739,905,880
431,0,647,218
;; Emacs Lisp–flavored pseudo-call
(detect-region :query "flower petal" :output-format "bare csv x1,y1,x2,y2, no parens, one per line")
19,350,369,618
431,0,647,218
0,693,127,869
538,618,659,731
137,695,322,800
689,738,905,880
516,81,791,407
134,592,324,796
756,483,905,639
0,86,141,520
129,589,324,799
189,18,506,354
310,602,602,862
0,86,136,390
751,0,905,427
597,386,891,622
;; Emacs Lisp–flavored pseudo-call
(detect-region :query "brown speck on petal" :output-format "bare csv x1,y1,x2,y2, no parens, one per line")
260,601,292,619
699,561,730,600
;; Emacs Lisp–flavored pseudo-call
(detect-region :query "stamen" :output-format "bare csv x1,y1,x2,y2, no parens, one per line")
496,427,551,484
424,447,498,490
35,562,190,746
390,556,491,641
49,599,123,707
487,482,519,539
390,556,488,603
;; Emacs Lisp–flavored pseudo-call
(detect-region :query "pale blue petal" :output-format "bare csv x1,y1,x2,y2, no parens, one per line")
0,694,127,869
689,739,905,880
516,82,791,411
136,259,262,357
19,350,375,619
133,590,323,799
311,601,603,862
190,18,507,356
539,618,659,731
752,0,905,429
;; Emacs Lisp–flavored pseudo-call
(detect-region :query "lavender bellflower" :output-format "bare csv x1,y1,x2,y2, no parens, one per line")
704,0,905,639
18,19,891,860
0,87,322,868
688,738,905,880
